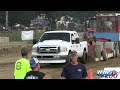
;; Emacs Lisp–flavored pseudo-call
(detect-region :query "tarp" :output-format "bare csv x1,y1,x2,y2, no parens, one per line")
21,30,33,40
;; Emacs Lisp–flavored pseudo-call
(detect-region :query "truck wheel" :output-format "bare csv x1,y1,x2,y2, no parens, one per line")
80,51,88,64
119,42,120,53
115,49,119,57
101,50,108,61
66,53,71,64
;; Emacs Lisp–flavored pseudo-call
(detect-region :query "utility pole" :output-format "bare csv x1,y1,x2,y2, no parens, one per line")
6,11,9,30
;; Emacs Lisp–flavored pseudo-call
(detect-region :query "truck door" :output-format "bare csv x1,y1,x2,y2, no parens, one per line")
71,33,81,53
75,32,84,56
71,33,76,51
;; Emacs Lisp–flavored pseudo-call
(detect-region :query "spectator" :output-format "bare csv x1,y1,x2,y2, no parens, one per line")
24,58,47,79
103,18,112,32
83,30,89,41
61,51,88,79
14,47,32,79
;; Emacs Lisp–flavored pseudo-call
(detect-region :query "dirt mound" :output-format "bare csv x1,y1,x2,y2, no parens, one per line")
0,42,32,56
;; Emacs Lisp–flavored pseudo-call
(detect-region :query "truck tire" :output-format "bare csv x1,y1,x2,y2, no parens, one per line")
101,50,108,61
115,49,119,57
119,42,120,53
80,51,88,64
66,53,71,64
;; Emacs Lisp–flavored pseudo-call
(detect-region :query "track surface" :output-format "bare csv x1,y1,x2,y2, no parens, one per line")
0,54,120,79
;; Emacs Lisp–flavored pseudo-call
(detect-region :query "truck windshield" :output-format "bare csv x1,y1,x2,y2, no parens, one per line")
97,16,117,32
40,33,70,42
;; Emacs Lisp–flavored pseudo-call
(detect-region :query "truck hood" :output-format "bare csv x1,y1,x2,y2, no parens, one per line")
33,40,70,47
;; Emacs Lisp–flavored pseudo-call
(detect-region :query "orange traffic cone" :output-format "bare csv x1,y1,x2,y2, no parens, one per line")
88,68,93,79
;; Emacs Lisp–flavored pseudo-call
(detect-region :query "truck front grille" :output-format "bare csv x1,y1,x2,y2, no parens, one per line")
37,46,60,54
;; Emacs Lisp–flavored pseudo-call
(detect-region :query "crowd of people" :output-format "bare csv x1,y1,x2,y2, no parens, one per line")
14,47,88,79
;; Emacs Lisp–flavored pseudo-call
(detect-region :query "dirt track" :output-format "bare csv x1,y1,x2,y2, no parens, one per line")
0,53,120,79
0,42,120,79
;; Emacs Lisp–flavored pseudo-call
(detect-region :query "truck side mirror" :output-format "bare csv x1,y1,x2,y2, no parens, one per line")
71,35,75,43
75,38,80,44
33,39,38,44
71,35,75,40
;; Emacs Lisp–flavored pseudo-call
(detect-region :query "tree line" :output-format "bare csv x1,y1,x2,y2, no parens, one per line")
0,11,119,27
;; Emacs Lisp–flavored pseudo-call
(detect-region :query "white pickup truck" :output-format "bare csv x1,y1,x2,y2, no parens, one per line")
32,31,88,64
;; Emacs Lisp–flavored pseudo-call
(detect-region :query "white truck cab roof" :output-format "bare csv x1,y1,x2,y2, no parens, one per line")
44,30,77,34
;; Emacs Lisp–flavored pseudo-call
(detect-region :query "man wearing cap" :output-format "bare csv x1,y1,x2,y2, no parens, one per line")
14,47,32,79
61,51,88,79
24,58,47,79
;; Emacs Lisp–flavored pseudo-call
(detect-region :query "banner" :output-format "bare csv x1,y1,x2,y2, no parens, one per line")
21,31,34,40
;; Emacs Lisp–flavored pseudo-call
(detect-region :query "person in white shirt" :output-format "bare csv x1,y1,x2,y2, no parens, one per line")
103,18,112,32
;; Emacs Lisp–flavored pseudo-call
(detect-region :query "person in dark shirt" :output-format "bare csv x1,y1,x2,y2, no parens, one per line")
61,51,88,79
24,58,47,79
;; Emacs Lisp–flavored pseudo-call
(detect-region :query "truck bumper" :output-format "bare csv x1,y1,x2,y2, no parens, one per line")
32,52,68,63
39,60,66,63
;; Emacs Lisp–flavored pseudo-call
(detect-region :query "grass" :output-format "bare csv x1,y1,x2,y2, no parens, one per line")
0,30,44,42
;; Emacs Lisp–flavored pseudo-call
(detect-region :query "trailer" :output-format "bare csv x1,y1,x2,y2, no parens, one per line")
86,13,120,61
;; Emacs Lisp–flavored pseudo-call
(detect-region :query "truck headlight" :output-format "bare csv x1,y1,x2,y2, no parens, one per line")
60,47,67,52
32,48,37,53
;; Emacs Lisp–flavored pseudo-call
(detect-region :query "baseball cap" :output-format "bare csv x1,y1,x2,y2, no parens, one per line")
70,50,78,57
30,58,39,68
71,50,77,54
